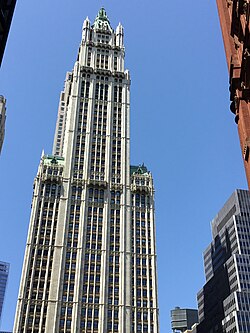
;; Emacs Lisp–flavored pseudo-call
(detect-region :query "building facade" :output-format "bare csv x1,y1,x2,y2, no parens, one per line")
13,8,159,333
183,325,197,333
0,96,6,154
0,0,16,66
197,189,250,333
216,0,250,189
171,307,198,333
0,261,9,323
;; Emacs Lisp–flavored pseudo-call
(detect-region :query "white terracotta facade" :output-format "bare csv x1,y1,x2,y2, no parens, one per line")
13,9,159,333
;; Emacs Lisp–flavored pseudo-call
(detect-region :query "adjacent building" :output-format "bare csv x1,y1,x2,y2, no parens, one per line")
13,8,159,333
0,0,16,66
195,2,250,332
171,307,198,333
216,0,250,189
0,96,6,154
0,261,9,323
197,189,250,333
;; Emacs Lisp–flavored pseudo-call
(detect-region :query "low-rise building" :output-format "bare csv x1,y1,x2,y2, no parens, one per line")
171,307,198,332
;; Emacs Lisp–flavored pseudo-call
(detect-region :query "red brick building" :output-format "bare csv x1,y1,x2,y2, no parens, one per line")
217,0,250,189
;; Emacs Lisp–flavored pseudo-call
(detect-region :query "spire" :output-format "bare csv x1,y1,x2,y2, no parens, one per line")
116,22,123,34
82,16,91,42
83,16,90,29
93,7,112,31
115,22,124,47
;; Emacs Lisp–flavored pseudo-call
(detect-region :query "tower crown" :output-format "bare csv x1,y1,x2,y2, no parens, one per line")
93,7,112,31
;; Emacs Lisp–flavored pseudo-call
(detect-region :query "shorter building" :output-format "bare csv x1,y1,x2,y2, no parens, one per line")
171,307,198,332
0,96,6,154
0,261,9,322
0,0,16,66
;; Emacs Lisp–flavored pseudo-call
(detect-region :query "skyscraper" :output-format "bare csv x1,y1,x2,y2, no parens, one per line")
216,0,250,189
197,189,250,333
0,96,6,154
13,8,159,333
0,261,9,324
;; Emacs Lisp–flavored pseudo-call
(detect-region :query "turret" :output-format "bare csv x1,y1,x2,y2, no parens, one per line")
116,23,124,47
82,16,91,42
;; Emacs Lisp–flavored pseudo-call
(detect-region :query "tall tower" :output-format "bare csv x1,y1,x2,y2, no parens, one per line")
216,0,250,189
13,8,159,333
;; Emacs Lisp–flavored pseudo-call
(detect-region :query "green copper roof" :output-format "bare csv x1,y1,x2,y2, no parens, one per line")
93,7,112,31
130,164,148,175
43,155,65,166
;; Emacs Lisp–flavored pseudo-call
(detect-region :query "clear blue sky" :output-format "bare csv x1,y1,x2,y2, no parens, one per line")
0,1,247,332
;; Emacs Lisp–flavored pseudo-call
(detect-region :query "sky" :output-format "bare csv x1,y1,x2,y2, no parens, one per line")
0,0,247,332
